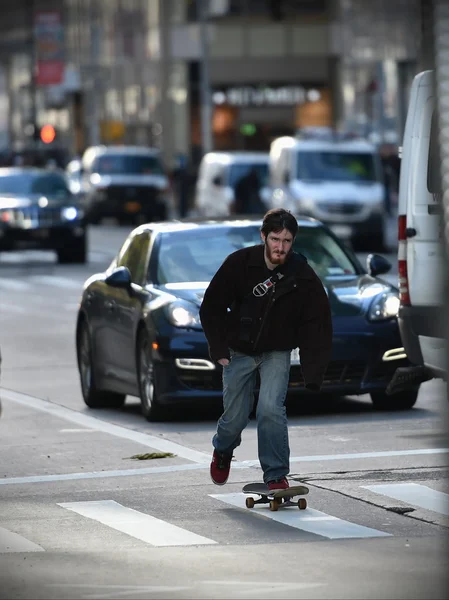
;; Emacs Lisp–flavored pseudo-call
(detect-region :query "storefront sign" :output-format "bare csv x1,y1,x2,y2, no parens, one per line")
212,85,309,107
34,11,65,86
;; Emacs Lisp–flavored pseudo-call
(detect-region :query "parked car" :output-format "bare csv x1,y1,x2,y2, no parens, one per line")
76,217,419,421
0,346,2,418
80,145,173,224
194,151,271,217
0,167,87,263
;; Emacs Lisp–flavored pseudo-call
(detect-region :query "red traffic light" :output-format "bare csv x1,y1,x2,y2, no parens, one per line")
40,124,56,144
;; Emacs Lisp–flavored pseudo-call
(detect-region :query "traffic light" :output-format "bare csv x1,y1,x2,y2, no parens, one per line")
40,124,56,144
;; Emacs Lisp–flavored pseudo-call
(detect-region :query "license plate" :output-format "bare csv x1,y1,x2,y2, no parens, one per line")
124,201,141,213
330,225,352,238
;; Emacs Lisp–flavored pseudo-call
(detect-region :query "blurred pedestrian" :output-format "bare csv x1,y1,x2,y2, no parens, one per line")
234,168,264,215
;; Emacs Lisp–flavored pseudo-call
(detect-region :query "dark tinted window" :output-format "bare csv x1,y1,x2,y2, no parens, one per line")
117,231,151,285
427,110,442,195
296,151,378,182
92,154,164,175
0,172,70,196
155,224,359,284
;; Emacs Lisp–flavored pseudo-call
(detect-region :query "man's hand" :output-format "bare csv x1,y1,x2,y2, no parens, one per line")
218,358,230,366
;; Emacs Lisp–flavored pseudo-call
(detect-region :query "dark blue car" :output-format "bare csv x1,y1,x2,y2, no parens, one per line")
76,217,419,420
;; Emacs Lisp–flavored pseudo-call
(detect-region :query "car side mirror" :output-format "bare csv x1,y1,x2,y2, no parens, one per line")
105,266,132,288
367,253,391,277
212,174,223,186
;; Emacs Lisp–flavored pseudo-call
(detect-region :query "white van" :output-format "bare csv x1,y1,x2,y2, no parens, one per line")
194,151,270,217
393,69,446,388
269,134,387,249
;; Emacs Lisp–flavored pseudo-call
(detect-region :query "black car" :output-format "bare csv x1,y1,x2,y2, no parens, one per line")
76,217,419,421
0,167,87,263
80,145,172,225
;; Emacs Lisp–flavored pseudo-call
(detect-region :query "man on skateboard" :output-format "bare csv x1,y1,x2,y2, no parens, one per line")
199,208,332,490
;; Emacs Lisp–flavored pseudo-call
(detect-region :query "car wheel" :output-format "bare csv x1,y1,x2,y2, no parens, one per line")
78,320,126,409
137,331,164,421
57,235,87,264
370,389,419,411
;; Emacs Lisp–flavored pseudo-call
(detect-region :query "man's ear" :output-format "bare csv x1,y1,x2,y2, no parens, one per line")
260,232,266,243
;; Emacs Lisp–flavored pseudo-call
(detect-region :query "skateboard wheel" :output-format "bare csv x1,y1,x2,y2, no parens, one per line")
246,497,255,509
298,498,307,510
275,497,283,506
269,500,278,511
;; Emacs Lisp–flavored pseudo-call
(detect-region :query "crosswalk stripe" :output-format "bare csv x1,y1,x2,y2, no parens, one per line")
210,493,392,539
0,527,45,553
362,483,449,515
58,500,218,547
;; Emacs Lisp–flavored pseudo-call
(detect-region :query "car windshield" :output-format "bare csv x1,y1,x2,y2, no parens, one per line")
0,172,71,196
92,154,164,175
155,225,359,284
228,163,269,188
296,151,378,182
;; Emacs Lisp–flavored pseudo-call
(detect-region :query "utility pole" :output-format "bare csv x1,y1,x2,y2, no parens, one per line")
29,0,37,146
88,0,100,146
197,0,213,154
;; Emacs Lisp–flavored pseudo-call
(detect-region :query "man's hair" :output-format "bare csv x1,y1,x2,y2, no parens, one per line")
261,208,298,238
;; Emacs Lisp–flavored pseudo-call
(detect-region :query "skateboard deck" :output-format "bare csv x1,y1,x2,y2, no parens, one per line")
242,482,309,511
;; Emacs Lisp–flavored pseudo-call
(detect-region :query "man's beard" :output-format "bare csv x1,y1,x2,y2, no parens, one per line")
265,243,289,265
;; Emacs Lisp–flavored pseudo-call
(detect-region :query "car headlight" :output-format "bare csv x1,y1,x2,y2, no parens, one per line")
165,301,201,328
368,292,400,321
61,206,83,221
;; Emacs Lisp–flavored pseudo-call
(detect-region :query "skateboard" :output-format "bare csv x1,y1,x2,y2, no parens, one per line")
242,482,309,512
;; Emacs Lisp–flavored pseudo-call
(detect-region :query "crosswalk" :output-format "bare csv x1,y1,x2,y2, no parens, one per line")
1,482,447,554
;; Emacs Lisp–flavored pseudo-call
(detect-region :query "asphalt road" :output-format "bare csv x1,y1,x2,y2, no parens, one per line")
0,224,448,600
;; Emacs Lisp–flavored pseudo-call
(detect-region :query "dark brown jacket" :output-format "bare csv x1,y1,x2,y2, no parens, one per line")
199,244,333,390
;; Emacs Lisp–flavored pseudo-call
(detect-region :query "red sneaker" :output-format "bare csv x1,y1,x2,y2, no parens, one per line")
267,477,289,491
210,449,233,485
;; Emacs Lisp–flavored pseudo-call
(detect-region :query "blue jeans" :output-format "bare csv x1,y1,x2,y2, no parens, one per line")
213,349,291,484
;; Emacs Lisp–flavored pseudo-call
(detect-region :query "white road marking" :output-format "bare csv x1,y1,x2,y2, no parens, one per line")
0,302,26,314
60,428,98,433
0,278,31,291
362,483,449,515
1,389,211,464
239,447,449,468
28,275,84,289
0,463,210,486
58,500,217,547
0,527,45,553
210,493,392,539
46,584,189,599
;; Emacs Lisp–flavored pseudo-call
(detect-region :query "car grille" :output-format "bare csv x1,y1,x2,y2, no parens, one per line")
178,370,223,391
317,202,362,215
106,185,159,205
7,206,62,228
289,360,367,387
178,360,367,392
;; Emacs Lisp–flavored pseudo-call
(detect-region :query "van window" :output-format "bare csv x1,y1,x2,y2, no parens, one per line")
228,163,268,188
427,110,442,196
296,151,377,183
92,154,164,176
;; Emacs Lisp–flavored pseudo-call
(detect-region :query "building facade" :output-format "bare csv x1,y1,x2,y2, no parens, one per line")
0,0,422,166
